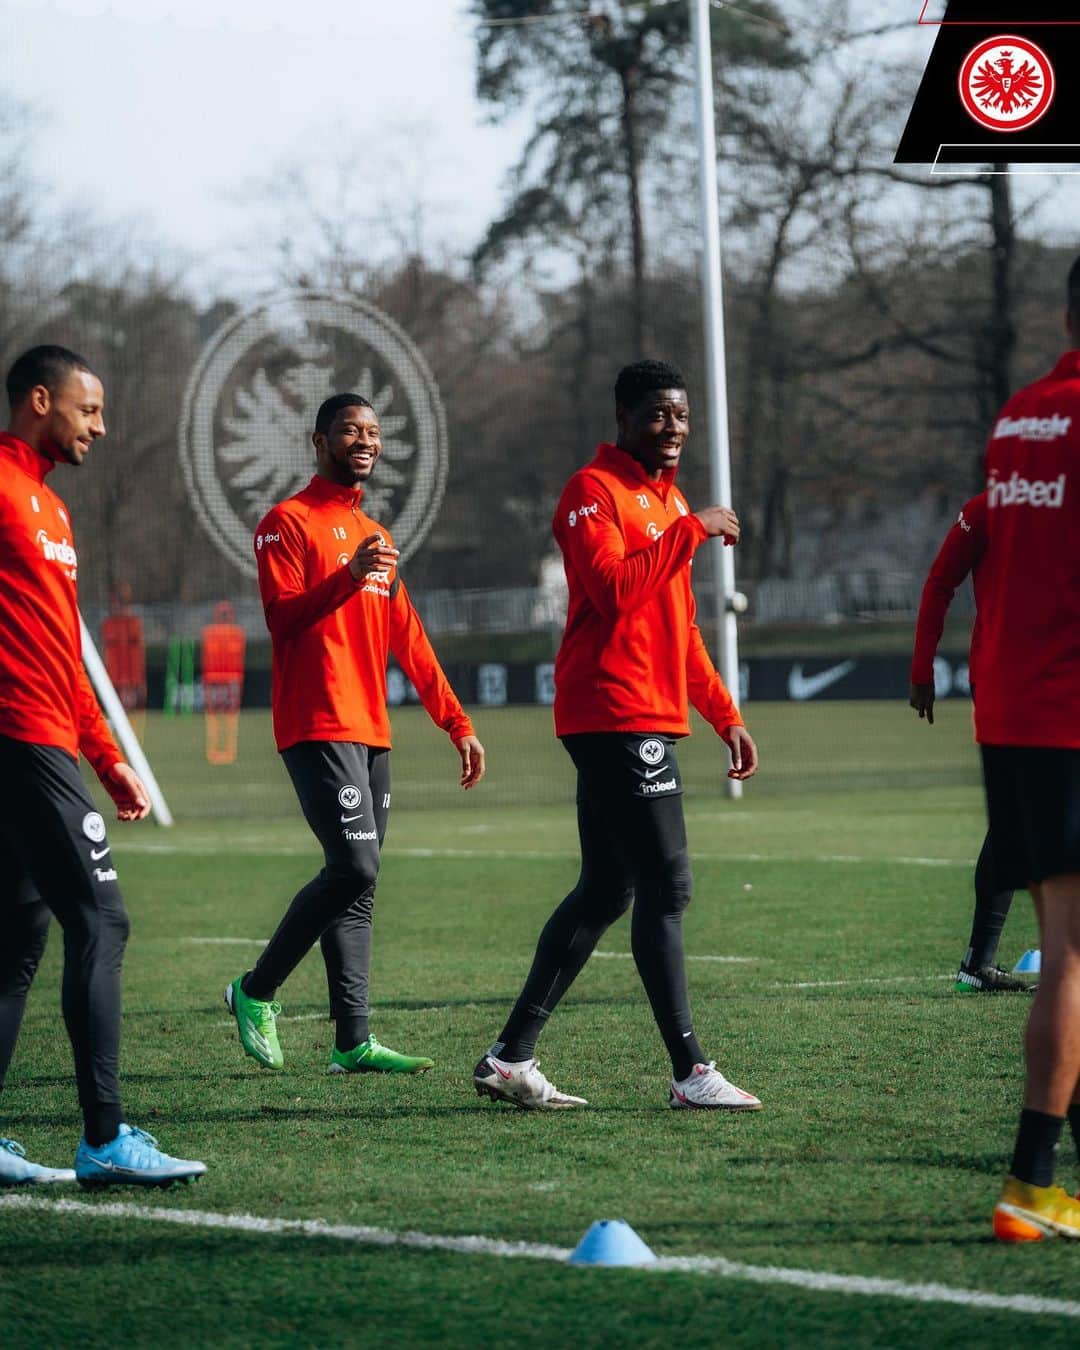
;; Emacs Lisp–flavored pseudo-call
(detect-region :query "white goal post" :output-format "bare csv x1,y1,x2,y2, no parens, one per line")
80,613,174,828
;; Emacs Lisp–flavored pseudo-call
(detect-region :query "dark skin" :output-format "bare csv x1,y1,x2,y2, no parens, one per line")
615,386,757,781
616,387,739,544
311,401,485,790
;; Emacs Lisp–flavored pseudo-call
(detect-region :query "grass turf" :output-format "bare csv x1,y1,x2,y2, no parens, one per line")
2,703,1074,1348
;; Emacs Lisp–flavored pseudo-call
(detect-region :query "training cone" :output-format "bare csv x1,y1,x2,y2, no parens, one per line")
1013,949,1041,975
567,1219,657,1267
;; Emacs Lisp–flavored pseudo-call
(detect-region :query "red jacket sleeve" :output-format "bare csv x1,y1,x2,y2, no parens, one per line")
389,579,474,743
76,662,122,779
256,509,357,643
554,476,708,617
686,589,744,734
911,494,986,684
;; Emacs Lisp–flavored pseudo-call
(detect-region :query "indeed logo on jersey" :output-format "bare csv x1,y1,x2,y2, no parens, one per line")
988,471,1067,509
344,827,377,841
639,776,677,795
992,413,1072,442
35,530,77,566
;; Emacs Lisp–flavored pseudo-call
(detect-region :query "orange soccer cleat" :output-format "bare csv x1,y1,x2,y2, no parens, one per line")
993,1176,1080,1242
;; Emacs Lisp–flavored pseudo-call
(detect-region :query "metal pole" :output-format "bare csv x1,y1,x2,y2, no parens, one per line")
81,614,174,827
690,0,743,799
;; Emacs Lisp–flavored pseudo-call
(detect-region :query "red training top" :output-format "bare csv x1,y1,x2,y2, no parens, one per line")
910,492,987,687
0,433,121,774
255,474,474,752
975,350,1080,749
552,443,743,738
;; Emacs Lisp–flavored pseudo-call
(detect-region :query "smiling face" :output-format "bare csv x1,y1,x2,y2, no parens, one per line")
616,387,690,480
35,369,106,466
314,402,382,487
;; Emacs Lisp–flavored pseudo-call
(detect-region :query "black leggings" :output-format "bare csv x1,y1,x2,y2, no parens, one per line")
496,733,704,1079
246,742,390,1034
0,738,130,1144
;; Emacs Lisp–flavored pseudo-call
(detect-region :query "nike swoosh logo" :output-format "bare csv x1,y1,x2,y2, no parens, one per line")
492,1061,512,1081
90,846,110,860
643,767,667,779
340,814,362,823
787,661,856,701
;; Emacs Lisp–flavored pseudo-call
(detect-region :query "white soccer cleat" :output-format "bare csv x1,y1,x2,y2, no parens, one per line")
669,1062,762,1111
473,1054,587,1110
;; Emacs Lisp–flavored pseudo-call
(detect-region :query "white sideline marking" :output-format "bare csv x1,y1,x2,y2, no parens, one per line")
594,951,755,965
117,842,967,868
779,975,956,990
187,938,269,946
2,1195,1079,1323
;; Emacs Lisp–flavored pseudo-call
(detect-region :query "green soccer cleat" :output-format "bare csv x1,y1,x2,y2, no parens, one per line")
224,976,283,1070
327,1035,434,1075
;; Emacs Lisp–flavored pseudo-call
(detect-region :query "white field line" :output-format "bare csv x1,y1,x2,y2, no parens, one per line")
778,975,956,990
593,951,756,964
117,842,967,868
187,938,755,966
2,1195,1079,1323
187,937,269,945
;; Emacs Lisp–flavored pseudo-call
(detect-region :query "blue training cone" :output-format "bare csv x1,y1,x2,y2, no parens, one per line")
1013,949,1041,975
567,1219,657,1267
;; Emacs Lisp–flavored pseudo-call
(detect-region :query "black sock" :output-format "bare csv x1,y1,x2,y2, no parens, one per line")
671,1035,707,1084
1068,1104,1080,1166
240,969,274,1001
84,1103,124,1148
963,835,1014,970
335,1016,369,1053
1010,1108,1064,1187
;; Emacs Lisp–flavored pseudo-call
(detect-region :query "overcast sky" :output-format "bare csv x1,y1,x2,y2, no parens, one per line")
1,0,529,292
0,0,1075,299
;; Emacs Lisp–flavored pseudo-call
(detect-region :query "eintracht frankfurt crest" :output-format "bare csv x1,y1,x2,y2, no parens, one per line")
958,35,1055,133
179,292,448,579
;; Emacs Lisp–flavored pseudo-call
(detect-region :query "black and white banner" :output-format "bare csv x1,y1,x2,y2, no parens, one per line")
896,2,1080,168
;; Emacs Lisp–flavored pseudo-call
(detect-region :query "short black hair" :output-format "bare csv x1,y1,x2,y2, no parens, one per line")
314,393,373,435
1068,254,1080,320
6,345,95,411
614,360,686,412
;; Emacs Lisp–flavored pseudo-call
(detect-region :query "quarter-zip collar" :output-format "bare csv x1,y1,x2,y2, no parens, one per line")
595,442,677,503
0,431,56,483
306,473,365,507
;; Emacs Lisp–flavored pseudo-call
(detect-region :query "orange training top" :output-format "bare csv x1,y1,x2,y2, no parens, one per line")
0,432,121,774
255,474,474,753
552,443,743,739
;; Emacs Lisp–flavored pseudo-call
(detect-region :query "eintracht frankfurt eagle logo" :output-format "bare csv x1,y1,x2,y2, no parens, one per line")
179,292,448,579
958,35,1055,133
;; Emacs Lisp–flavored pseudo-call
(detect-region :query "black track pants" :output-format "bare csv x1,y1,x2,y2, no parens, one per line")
246,742,390,1020
0,737,129,1140
496,733,704,1079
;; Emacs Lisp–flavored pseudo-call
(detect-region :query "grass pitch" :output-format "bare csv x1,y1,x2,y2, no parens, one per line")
2,703,1075,1347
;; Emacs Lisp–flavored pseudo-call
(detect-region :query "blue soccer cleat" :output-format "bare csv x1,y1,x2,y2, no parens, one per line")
75,1123,207,1189
0,1136,76,1186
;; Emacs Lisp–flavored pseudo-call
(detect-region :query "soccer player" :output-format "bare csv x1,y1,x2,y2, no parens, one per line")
979,258,1080,1240
0,345,205,1187
473,360,761,1111
225,393,485,1075
909,493,1028,993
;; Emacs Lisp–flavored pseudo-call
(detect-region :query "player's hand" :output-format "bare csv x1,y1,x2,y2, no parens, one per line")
102,762,152,821
721,724,758,781
455,735,486,790
694,505,740,546
909,682,935,725
349,533,399,582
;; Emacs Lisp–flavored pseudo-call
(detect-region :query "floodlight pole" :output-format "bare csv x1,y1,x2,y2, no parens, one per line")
690,0,743,799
